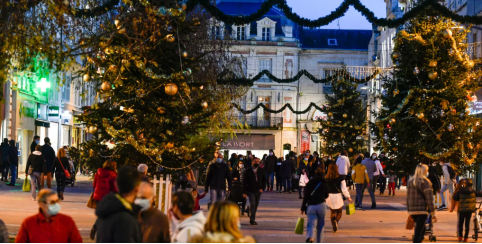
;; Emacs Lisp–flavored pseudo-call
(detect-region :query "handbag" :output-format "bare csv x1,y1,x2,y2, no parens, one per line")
58,158,71,179
295,217,304,234
345,203,355,215
405,215,415,230
22,176,31,192
87,192,97,209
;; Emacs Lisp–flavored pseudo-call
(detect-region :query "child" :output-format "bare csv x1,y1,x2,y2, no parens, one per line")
449,178,482,242
388,171,397,196
191,188,207,211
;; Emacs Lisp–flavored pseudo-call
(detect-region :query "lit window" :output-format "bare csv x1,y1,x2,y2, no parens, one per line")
262,27,270,41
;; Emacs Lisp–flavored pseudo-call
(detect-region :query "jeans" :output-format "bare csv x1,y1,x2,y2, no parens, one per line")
1,161,9,180
363,179,376,205
266,171,274,190
247,191,261,222
397,177,403,190
282,177,292,191
9,165,17,185
412,214,428,243
458,212,472,239
306,203,326,243
209,188,225,205
379,176,386,193
30,172,41,200
355,184,364,207
275,173,282,191
372,175,379,191
55,172,66,194
441,182,454,205
40,172,52,189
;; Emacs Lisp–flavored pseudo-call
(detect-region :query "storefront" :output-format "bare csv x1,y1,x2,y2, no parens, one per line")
220,134,276,159
16,94,37,174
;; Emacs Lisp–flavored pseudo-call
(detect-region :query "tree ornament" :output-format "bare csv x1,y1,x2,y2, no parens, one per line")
182,3,187,10
89,126,98,134
413,67,420,75
428,71,438,80
389,118,396,124
440,110,445,117
343,114,348,118
328,112,333,117
183,68,192,77
429,60,437,68
114,19,120,27
466,108,471,114
83,73,91,81
442,29,452,39
348,148,353,153
101,81,111,91
416,112,424,119
349,125,353,128
391,52,399,59
182,51,188,58
339,121,342,124
393,89,399,96
447,124,454,131
165,34,175,42
181,116,190,125
165,83,178,96
201,101,208,110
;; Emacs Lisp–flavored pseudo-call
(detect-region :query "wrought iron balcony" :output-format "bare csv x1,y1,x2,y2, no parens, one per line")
235,116,283,129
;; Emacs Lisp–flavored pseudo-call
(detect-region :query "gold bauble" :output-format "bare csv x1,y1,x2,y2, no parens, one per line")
101,81,111,91
343,114,348,118
89,126,98,134
157,107,165,114
165,34,175,42
447,124,454,131
389,118,396,124
349,125,353,128
339,121,342,124
392,148,398,151
328,112,333,117
416,113,424,119
201,101,208,110
429,60,437,68
442,29,452,39
391,52,399,59
348,148,353,153
428,71,438,80
114,19,120,27
182,51,188,58
83,73,91,81
166,142,174,148
165,83,178,96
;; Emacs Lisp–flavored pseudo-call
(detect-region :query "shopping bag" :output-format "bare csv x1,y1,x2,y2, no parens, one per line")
405,215,415,230
86,192,97,209
294,217,304,235
22,177,31,192
345,203,355,215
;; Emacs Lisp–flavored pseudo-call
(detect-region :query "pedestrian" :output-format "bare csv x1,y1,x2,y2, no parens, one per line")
40,138,55,189
351,156,369,210
137,164,150,182
30,136,40,154
279,154,295,193
439,157,456,209
301,168,329,243
243,158,266,225
190,201,255,243
192,188,207,211
449,178,482,242
228,153,238,169
136,181,170,243
325,164,352,233
52,148,70,200
335,150,350,181
0,138,9,182
387,170,397,196
407,164,437,243
298,168,309,199
95,166,142,242
297,153,310,199
93,159,118,204
15,189,82,243
361,152,377,209
371,153,385,194
324,155,334,172
264,149,277,192
169,191,206,243
275,157,283,192
6,140,18,186
232,155,246,183
308,152,321,179
25,145,45,200
378,154,387,194
227,177,247,215
245,152,253,168
205,153,232,205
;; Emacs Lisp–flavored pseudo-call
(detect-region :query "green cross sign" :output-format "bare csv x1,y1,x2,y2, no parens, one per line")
37,78,50,92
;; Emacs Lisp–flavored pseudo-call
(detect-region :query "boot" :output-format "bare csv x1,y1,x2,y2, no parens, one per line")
59,192,64,201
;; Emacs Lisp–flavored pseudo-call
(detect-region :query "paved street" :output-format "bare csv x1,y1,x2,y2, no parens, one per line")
0,175,468,243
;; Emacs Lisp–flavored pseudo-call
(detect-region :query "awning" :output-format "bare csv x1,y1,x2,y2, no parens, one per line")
35,119,50,128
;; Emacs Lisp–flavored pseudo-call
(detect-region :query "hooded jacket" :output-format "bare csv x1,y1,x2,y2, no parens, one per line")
95,193,142,243
0,142,9,162
41,144,56,172
336,155,350,175
25,151,45,174
170,211,206,243
93,168,118,201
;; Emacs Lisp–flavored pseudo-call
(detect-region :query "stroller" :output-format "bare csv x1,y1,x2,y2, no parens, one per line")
65,161,76,187
412,213,437,242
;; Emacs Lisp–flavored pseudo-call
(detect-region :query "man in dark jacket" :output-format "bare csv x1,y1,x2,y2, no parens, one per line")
274,157,282,192
243,158,266,225
95,166,142,243
279,155,295,193
136,182,170,243
309,152,321,179
0,138,9,182
30,136,40,154
6,140,18,186
264,149,277,191
41,137,56,189
428,163,441,196
228,153,238,168
205,153,232,206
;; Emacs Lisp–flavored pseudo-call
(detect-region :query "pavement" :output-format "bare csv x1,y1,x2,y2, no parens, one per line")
0,175,469,243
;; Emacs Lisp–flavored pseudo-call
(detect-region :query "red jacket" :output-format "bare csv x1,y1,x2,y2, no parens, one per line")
15,212,82,243
193,192,207,211
93,168,118,201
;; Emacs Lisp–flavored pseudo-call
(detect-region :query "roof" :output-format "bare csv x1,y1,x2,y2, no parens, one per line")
298,29,373,50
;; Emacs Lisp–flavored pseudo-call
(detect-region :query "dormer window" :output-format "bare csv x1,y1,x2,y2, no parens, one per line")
328,39,337,46
262,27,271,41
256,17,276,42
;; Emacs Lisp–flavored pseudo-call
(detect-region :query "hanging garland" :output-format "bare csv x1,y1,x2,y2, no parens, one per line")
232,102,325,114
218,68,380,86
186,0,482,28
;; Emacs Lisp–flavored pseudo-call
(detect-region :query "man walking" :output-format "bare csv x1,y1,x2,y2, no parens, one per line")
243,158,266,225
0,139,9,182
6,140,18,186
41,137,56,189
30,136,40,154
136,182,170,243
439,157,455,209
205,153,232,205
279,154,295,193
264,149,277,191
361,152,377,209
336,150,350,181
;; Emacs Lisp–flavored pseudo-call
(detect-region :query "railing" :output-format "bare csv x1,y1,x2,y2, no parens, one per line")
233,116,283,129
466,42,481,59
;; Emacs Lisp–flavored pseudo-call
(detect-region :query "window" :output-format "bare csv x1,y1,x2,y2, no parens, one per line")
259,59,272,82
322,69,336,94
328,39,337,46
235,26,246,40
62,75,71,102
211,26,221,39
262,27,270,41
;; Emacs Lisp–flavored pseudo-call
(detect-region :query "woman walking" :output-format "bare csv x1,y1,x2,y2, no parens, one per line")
325,164,352,232
25,145,45,201
93,159,118,204
53,148,71,200
407,164,437,243
301,168,329,243
232,155,246,182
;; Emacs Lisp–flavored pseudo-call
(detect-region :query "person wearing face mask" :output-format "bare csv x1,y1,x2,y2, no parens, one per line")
297,153,310,199
205,153,233,206
264,149,277,192
245,152,253,168
232,156,246,183
280,155,295,193
243,158,266,225
15,189,82,243
30,136,40,154
169,191,206,243
335,150,350,181
136,182,170,243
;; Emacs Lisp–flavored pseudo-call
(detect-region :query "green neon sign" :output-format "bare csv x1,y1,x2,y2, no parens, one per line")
37,77,50,92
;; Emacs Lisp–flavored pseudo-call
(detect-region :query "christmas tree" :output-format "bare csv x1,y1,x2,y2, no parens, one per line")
77,1,244,172
371,5,482,174
319,70,366,157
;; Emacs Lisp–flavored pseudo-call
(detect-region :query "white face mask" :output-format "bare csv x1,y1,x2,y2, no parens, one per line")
372,156,376,159
47,203,61,216
216,158,223,163
269,152,273,156
239,158,243,161
304,158,308,161
134,198,152,212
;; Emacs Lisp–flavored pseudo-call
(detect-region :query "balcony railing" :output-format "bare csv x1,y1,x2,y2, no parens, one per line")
233,116,283,129
467,42,481,59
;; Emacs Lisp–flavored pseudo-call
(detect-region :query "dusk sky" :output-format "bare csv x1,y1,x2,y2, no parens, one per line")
285,0,387,30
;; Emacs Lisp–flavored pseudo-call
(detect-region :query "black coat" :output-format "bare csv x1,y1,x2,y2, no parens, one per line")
7,146,18,166
25,153,45,173
301,177,329,212
41,144,56,172
279,159,295,178
95,193,142,243
428,166,441,195
264,155,277,173
205,162,232,191
309,157,322,177
53,157,71,174
30,141,37,154
243,167,266,194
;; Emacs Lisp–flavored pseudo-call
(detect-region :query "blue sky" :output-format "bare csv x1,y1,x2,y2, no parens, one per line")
285,0,387,30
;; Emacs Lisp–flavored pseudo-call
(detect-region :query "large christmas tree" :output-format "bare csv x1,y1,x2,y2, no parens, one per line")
77,1,244,172
371,4,482,174
319,71,366,157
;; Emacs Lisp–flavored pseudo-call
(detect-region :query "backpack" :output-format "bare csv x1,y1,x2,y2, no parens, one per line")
446,165,456,180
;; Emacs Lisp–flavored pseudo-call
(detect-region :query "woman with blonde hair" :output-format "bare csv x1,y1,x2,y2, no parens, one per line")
407,163,437,243
52,147,71,200
191,201,254,243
